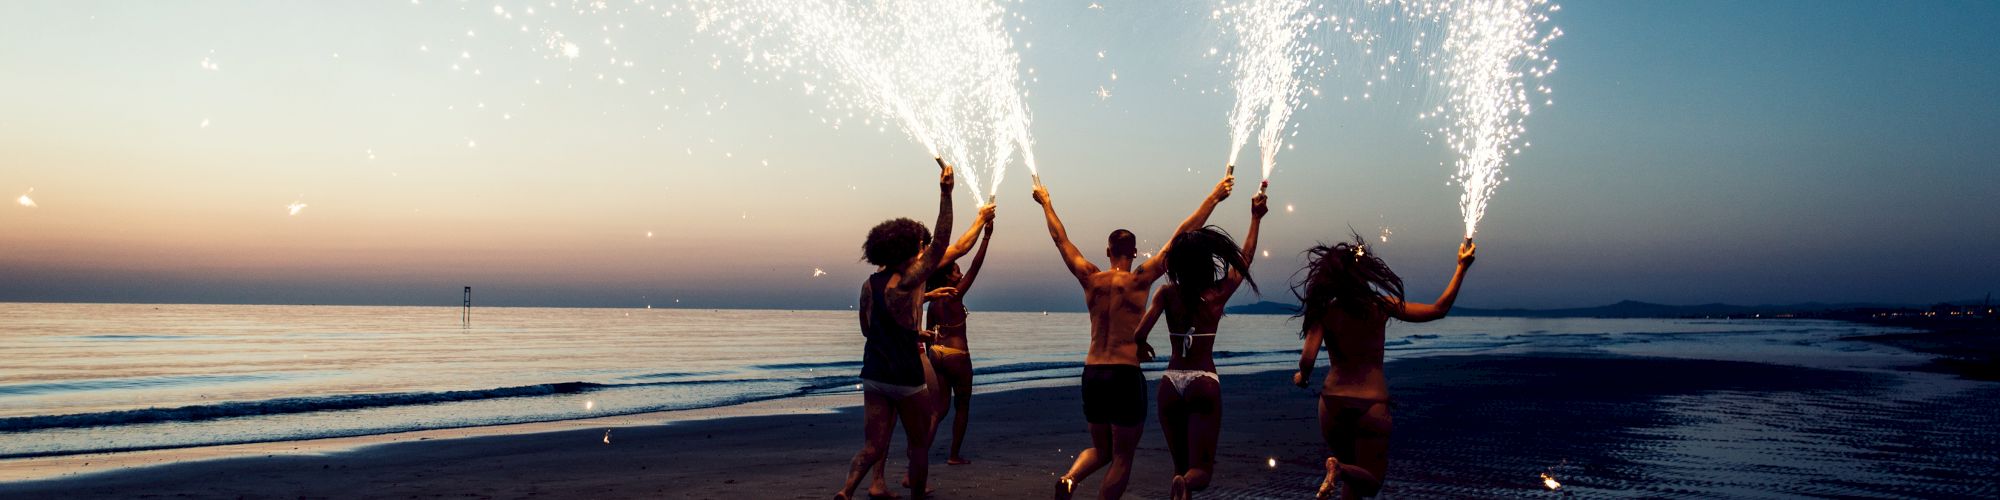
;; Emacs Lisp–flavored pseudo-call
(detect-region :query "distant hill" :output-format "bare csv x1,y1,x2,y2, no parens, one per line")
1225,301,1301,315
1227,299,1927,318
1452,300,1913,318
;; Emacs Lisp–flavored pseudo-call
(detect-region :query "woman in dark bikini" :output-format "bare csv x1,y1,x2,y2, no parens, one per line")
1293,235,1474,499
923,221,992,465
1133,189,1266,500
835,160,993,500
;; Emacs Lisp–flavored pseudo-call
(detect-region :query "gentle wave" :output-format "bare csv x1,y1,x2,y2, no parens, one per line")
0,373,292,397
0,382,602,432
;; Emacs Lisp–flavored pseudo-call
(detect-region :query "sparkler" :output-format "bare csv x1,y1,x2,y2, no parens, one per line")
1219,0,1323,181
686,0,1037,205
1398,0,1560,238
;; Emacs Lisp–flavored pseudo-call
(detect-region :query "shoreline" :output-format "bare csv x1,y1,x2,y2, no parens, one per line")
5,350,1995,498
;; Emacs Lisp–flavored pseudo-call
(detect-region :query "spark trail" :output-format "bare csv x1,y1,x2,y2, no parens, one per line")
687,0,1037,205
1399,0,1560,238
1219,0,1324,181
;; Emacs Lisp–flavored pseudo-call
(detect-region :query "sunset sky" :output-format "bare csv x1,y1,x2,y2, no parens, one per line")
2,1,1996,311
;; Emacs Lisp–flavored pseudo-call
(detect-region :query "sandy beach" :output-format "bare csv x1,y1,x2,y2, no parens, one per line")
6,348,1996,499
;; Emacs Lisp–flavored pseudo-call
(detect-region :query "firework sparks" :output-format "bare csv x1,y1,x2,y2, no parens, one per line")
812,267,828,278
1219,0,1323,181
1410,0,1561,238
684,0,1038,204
1540,472,1561,490
16,189,35,208
286,201,308,216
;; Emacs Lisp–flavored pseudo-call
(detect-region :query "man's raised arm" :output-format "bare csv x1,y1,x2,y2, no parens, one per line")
1032,180,1097,285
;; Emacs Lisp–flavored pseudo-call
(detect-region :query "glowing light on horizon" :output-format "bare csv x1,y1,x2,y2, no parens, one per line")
686,0,1039,204
286,201,308,216
1219,0,1323,181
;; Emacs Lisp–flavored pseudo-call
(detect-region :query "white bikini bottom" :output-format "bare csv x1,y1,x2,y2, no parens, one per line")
1161,369,1220,395
862,379,927,400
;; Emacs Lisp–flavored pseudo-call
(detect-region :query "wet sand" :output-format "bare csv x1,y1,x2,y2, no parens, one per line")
5,352,1997,498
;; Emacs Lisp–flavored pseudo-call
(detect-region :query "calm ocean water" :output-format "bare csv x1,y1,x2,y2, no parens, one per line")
0,303,1920,458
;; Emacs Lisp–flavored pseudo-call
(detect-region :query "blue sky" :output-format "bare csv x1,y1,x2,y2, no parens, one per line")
1,1,1994,310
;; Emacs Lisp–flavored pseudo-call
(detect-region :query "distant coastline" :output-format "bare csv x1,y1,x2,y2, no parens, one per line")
1225,298,1999,321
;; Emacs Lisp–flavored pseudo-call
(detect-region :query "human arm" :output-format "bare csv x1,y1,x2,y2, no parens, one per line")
923,287,960,302
903,159,956,290
1295,319,1323,388
1133,288,1168,363
1135,168,1235,283
935,203,994,269
1391,239,1477,323
1220,190,1268,297
1032,181,1100,285
952,224,995,295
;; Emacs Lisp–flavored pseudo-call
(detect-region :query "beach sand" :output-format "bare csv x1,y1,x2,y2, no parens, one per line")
5,351,1997,498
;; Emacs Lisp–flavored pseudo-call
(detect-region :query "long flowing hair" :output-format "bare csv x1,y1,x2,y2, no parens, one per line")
1292,231,1405,346
1165,226,1259,309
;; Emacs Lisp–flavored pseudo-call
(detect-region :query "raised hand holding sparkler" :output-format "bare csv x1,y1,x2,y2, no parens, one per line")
937,157,955,193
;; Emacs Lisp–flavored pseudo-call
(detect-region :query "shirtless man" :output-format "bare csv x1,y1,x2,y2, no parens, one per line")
1033,169,1234,499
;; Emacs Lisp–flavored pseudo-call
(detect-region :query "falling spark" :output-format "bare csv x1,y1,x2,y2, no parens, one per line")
16,189,35,208
1379,226,1393,243
1094,86,1113,100
200,118,210,128
584,400,596,411
645,231,654,238
1540,472,1561,490
603,429,612,444
286,201,307,216
812,267,828,277
1267,458,1277,468
1285,203,1295,213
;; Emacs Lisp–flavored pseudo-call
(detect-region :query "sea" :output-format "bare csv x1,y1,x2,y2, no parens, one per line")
0,302,1929,459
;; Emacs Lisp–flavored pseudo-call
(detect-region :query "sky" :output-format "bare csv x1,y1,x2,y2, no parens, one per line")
1,1,1996,311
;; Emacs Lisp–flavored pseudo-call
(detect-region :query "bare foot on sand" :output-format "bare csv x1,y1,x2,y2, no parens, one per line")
896,477,936,497
1170,475,1188,500
1316,457,1340,500
947,456,972,465
1054,476,1076,500
867,484,900,499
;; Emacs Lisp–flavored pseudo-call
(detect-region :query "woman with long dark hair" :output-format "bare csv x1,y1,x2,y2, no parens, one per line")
1132,190,1267,500
1293,235,1474,499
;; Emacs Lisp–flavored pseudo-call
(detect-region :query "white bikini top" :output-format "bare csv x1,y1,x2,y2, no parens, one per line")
1168,331,1217,351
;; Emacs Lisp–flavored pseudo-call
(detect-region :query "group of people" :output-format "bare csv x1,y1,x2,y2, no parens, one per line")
837,160,1476,500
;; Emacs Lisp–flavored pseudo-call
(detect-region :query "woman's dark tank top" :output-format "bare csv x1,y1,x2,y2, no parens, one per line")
861,271,925,386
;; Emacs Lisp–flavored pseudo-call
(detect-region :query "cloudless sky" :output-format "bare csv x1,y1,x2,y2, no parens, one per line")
2,1,1995,311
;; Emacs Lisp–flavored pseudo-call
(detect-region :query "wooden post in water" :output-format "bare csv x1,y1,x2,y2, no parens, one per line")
462,286,472,328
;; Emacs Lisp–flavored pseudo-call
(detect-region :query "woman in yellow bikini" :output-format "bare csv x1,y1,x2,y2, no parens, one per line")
921,221,991,465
